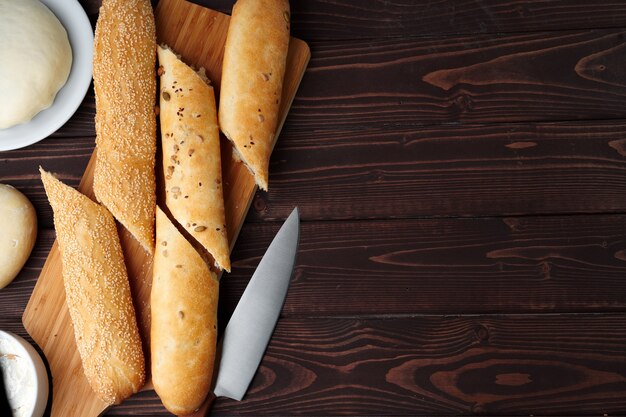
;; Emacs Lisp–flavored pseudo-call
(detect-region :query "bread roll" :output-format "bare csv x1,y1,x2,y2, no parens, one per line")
40,168,145,405
93,0,157,253
157,45,231,272
219,0,291,191
151,207,219,415
0,184,37,289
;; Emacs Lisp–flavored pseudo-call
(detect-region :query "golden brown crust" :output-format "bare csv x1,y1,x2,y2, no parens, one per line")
157,45,231,272
40,168,145,405
218,0,291,191
93,0,157,253
151,207,219,415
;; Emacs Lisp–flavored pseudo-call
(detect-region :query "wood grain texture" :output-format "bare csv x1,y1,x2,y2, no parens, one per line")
182,0,626,40
102,314,626,415
4,119,626,228
225,214,626,315
3,313,625,416
287,1,626,40
258,120,626,220
7,214,626,318
290,30,626,129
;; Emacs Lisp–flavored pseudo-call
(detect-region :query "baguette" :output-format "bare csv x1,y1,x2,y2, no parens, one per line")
157,45,231,272
40,168,145,405
219,0,291,190
151,207,219,415
93,0,157,253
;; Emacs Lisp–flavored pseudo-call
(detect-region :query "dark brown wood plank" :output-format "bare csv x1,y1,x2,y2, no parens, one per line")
82,0,626,41
102,314,626,415
187,0,626,40
228,214,626,315
6,214,626,317
264,120,626,219
287,1,626,40
6,314,622,416
290,30,626,129
4,120,626,228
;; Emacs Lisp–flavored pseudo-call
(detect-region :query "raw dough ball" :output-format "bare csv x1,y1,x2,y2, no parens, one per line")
0,0,73,129
0,184,37,289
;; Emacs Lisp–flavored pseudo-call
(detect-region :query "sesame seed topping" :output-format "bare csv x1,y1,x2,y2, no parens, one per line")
40,167,145,404
93,0,157,256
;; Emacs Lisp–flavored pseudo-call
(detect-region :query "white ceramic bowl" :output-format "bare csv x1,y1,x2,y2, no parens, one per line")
0,0,94,151
0,330,49,417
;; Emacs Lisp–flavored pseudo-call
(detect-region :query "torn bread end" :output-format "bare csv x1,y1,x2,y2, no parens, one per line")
214,259,231,274
196,67,211,85
224,131,268,191
158,44,211,86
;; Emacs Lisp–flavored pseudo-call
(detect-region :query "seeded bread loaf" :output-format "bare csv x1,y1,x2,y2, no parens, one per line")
93,0,157,253
40,168,145,405
157,45,231,272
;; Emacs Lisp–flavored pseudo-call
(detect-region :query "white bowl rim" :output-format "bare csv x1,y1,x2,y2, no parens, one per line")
0,0,94,151
0,330,49,417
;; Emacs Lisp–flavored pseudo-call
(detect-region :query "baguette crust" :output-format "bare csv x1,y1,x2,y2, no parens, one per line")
152,207,219,415
157,45,231,272
40,168,145,405
218,0,290,190
93,0,157,253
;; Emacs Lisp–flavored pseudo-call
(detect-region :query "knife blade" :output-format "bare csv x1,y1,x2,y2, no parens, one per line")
180,207,300,417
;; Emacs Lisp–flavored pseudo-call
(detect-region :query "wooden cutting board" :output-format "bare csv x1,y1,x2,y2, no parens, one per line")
21,0,310,415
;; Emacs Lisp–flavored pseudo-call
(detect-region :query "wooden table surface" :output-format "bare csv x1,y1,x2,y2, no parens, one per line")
2,0,626,415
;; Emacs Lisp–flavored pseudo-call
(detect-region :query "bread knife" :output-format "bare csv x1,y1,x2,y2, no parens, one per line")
180,207,300,417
